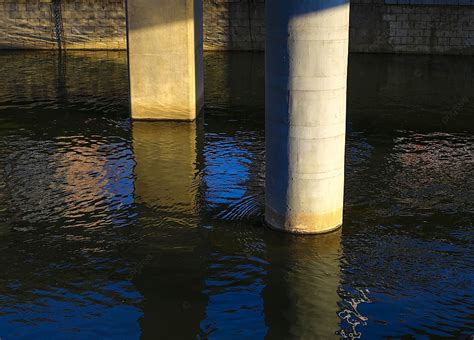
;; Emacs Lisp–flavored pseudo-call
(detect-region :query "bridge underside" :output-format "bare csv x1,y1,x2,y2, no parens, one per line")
126,0,350,234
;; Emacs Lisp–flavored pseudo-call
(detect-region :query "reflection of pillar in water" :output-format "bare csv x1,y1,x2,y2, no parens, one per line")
132,121,198,218
264,230,342,339
131,121,208,338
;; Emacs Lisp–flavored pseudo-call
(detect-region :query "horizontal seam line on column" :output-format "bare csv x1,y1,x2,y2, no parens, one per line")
286,38,349,42
289,168,344,173
288,135,346,140
288,87,347,91
288,171,344,180
129,53,188,56
267,37,349,42
289,127,345,131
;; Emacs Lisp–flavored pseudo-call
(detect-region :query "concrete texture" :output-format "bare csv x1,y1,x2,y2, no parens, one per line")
126,0,204,120
265,0,350,234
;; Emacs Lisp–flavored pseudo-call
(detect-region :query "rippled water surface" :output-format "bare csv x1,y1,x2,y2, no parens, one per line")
0,51,473,338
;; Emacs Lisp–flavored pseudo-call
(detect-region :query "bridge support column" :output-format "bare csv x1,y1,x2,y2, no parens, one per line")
126,0,203,120
265,0,350,234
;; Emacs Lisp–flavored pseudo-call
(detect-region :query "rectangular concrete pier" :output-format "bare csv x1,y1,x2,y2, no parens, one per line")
126,0,204,120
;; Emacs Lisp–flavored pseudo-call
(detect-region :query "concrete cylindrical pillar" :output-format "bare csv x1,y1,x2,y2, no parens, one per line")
265,0,350,234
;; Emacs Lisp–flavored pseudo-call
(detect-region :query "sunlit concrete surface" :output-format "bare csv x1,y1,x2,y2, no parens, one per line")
126,0,204,120
265,0,350,233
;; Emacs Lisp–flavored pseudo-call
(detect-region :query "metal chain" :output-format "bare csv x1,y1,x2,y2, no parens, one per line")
50,0,65,50
49,0,67,100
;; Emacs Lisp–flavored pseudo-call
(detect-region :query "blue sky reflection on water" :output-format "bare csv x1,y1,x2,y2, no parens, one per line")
203,133,251,207
0,51,472,338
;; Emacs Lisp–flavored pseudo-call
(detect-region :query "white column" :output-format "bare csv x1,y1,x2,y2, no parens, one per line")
265,0,350,234
126,0,204,121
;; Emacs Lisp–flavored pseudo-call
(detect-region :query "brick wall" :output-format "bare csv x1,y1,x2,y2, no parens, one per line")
203,0,474,54
0,0,126,49
0,0,473,54
350,0,474,54
0,0,263,51
203,0,265,51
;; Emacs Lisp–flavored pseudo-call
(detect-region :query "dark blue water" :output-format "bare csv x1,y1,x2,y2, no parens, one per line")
0,51,473,339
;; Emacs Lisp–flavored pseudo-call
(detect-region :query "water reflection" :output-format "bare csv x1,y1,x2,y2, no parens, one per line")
203,52,265,222
131,121,208,338
0,51,128,115
0,116,139,337
0,51,472,338
264,231,342,339
133,121,200,221
197,226,266,338
347,54,474,134
130,119,268,338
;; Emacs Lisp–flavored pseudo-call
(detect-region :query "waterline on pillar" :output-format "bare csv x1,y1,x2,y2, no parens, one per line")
130,102,204,122
265,205,343,235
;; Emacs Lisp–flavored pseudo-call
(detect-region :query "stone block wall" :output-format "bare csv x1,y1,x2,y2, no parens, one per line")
203,0,474,54
0,0,473,54
203,0,265,51
350,0,474,54
0,0,126,49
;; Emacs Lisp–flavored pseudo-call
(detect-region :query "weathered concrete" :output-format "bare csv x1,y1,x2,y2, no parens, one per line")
265,0,350,234
126,0,204,120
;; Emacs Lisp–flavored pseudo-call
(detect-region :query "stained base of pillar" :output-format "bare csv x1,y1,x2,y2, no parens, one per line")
131,101,204,122
265,205,343,234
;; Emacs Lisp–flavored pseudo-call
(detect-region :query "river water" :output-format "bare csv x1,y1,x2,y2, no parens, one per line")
0,51,472,338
